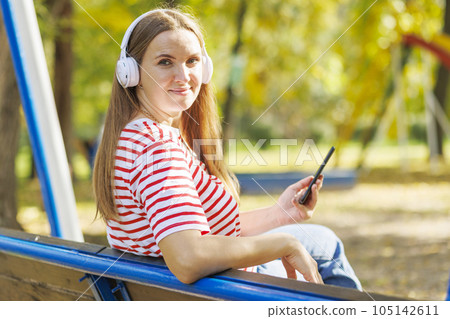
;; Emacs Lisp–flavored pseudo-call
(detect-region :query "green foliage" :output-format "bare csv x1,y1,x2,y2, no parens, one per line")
36,0,446,144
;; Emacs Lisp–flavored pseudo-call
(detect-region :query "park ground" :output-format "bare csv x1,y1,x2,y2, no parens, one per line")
15,144,450,301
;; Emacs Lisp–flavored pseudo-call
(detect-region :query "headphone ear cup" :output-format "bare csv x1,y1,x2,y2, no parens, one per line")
126,57,140,87
116,57,140,88
202,52,213,84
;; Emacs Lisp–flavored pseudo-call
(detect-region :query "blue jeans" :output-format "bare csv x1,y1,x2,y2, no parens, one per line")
257,224,362,290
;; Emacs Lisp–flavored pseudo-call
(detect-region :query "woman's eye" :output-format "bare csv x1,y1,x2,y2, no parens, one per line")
187,57,200,65
158,59,172,66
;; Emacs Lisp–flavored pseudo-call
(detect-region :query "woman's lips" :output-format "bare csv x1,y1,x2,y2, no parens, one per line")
169,87,191,96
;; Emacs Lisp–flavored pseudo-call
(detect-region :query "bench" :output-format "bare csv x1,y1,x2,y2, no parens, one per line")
0,227,406,301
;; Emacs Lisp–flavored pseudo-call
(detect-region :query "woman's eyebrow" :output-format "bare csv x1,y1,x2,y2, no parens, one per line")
154,52,202,60
155,53,175,60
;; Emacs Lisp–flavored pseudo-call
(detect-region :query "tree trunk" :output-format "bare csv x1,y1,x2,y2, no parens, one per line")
222,0,247,141
0,15,22,230
431,0,450,157
48,0,74,175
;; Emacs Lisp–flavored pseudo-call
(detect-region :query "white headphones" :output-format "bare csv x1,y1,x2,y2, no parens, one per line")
116,9,213,88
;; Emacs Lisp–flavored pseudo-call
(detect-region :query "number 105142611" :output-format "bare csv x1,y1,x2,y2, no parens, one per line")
372,305,439,316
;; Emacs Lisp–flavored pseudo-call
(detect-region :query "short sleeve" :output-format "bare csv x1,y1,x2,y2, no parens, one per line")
130,139,210,244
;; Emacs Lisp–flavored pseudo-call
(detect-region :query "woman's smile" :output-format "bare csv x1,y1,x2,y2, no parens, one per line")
169,86,192,96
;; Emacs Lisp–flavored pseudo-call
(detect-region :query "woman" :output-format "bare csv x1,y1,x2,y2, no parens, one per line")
93,8,361,289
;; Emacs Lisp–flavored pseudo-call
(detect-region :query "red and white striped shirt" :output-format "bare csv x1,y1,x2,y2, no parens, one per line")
107,118,241,257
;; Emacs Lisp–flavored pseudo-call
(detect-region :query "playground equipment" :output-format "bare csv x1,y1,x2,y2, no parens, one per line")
355,33,450,172
0,0,82,241
236,170,355,195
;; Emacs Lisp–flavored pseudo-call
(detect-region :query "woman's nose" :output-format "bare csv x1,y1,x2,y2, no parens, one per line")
174,64,190,82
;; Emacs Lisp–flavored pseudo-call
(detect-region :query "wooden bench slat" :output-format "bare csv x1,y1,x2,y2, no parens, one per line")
0,253,95,301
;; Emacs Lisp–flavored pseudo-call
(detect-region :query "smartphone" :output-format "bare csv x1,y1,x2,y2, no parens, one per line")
298,146,335,205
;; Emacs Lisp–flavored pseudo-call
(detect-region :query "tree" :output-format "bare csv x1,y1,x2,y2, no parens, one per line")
432,0,450,159
46,0,74,174
0,14,22,230
222,0,247,140
62,0,446,167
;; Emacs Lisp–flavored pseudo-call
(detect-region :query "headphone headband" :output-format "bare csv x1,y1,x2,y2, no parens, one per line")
116,9,213,88
119,9,165,60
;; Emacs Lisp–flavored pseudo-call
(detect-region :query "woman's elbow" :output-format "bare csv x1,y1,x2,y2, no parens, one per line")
159,231,217,284
167,251,205,284
175,271,199,285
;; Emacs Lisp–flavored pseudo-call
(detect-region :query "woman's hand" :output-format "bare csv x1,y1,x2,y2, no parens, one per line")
281,239,323,284
275,175,323,226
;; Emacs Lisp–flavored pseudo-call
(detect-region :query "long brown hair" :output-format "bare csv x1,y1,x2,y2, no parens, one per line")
93,8,239,220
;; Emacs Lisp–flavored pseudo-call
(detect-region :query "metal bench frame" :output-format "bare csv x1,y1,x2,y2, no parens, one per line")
0,227,407,301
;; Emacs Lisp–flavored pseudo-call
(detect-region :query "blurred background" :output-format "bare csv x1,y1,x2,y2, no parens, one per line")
0,0,449,300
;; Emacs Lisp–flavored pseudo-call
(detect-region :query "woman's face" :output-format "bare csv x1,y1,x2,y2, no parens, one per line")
137,29,203,120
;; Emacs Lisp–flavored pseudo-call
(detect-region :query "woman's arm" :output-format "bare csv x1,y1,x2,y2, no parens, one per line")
239,175,323,236
238,204,283,236
158,229,323,285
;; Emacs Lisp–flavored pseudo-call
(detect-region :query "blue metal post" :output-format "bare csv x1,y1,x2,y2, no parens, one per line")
446,271,450,301
0,0,61,237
